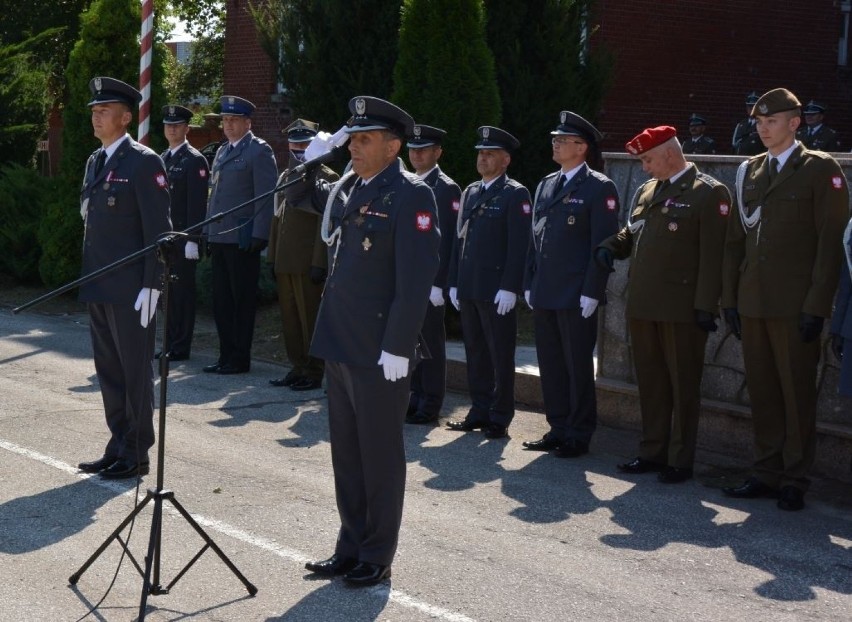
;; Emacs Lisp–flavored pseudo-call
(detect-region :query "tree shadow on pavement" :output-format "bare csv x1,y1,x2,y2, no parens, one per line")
266,580,390,622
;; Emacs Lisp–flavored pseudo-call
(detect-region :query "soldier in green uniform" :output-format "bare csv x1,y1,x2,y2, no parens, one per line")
268,119,339,391
681,114,716,155
796,100,840,152
596,126,730,484
721,88,849,511
732,92,763,156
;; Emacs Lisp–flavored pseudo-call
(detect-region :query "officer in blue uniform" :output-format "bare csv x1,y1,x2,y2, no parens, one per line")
521,111,620,457
446,126,532,439
155,104,209,361
203,96,277,374
76,77,172,479
405,124,461,424
681,114,716,155
304,96,439,586
830,218,852,397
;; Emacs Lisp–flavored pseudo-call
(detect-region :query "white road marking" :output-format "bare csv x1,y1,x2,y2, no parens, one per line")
0,438,476,622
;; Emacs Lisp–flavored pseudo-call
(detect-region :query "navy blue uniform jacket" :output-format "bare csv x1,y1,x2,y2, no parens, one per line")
310,163,440,367
524,164,620,310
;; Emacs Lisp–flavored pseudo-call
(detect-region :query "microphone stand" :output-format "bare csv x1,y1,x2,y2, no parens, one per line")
14,163,330,620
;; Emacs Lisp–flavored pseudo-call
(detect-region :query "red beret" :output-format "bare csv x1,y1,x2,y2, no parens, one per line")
625,126,677,155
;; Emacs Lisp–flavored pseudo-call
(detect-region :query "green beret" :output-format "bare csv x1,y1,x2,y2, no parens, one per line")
751,88,801,117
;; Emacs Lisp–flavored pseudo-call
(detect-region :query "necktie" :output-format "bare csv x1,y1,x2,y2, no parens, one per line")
164,151,173,165
554,174,565,193
768,157,779,182
94,150,106,177
654,179,670,197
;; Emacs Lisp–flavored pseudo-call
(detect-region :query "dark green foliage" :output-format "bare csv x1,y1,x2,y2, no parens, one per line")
251,0,402,131
483,0,612,188
392,0,501,185
0,165,52,283
0,36,53,168
37,175,82,288
168,0,224,103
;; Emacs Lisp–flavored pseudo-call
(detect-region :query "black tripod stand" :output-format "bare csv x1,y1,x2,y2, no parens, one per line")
65,236,256,618
13,159,334,619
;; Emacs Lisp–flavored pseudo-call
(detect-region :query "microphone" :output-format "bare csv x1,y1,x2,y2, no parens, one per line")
291,142,350,176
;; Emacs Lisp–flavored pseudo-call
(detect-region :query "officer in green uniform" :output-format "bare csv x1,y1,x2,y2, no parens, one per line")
681,114,716,155
732,92,763,155
721,88,849,511
596,126,730,483
268,119,339,391
796,100,840,152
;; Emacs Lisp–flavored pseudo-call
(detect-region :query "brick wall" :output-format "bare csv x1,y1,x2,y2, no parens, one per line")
223,0,291,163
225,1,852,156
591,0,852,152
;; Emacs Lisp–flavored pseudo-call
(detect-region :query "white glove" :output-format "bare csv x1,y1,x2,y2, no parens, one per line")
580,295,599,318
378,351,409,382
449,287,460,310
134,288,160,328
304,125,349,161
184,241,199,260
494,290,517,315
524,290,532,309
429,286,445,307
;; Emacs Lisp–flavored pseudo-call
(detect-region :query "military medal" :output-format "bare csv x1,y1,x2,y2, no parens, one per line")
567,215,576,225
668,222,678,232
362,236,372,251
355,205,368,226
107,196,116,207
102,183,110,191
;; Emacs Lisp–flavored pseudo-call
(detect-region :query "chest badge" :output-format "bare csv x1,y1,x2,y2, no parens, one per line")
567,215,576,225
107,196,116,208
668,222,678,232
362,236,372,251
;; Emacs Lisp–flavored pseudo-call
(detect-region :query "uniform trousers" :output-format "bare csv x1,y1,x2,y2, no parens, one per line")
534,307,598,443
326,360,410,566
459,299,517,426
88,302,156,462
741,315,819,491
210,243,261,369
629,318,707,469
409,301,447,416
164,253,197,356
275,271,324,381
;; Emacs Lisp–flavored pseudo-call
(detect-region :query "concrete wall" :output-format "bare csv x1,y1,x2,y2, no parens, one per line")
596,152,852,481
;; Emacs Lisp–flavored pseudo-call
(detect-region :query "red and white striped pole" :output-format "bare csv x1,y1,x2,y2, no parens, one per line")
138,0,154,145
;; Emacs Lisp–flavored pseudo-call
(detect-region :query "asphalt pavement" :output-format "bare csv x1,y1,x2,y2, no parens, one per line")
0,309,850,621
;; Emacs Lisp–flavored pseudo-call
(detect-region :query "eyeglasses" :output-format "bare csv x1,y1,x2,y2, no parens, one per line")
551,137,585,146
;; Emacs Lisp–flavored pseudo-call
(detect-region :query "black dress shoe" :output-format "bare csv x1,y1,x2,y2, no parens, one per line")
304,554,358,576
290,377,322,391
99,460,150,479
343,562,391,586
270,371,301,387
522,435,561,451
446,419,488,432
555,438,589,458
217,363,249,375
722,477,777,499
203,362,222,373
657,466,693,483
78,456,118,473
406,410,439,425
617,457,664,474
482,423,508,439
166,351,189,361
777,486,805,511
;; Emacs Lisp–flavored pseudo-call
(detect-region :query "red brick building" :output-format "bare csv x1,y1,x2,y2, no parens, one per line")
225,0,852,156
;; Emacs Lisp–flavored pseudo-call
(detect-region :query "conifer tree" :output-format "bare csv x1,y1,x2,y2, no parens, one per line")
483,0,612,188
392,0,501,185
252,0,402,132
